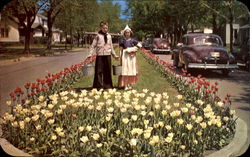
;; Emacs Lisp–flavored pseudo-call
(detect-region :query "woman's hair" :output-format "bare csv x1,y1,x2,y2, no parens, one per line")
123,29,133,36
100,21,108,27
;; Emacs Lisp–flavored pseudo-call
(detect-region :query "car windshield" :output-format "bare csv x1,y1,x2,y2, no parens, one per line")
193,36,221,46
154,39,168,43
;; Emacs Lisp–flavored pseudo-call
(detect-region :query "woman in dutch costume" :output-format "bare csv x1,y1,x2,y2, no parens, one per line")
118,25,142,89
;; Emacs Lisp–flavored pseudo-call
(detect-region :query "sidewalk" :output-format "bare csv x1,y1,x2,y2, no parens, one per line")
0,47,86,67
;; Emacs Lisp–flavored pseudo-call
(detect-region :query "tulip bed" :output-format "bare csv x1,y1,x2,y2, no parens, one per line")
0,49,236,157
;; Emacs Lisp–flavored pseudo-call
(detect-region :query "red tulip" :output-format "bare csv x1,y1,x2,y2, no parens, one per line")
226,93,231,97
215,81,218,86
21,99,26,104
24,82,31,89
9,92,15,97
36,78,41,83
14,87,22,94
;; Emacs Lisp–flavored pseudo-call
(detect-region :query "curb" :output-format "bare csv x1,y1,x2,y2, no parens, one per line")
207,117,249,157
0,138,31,157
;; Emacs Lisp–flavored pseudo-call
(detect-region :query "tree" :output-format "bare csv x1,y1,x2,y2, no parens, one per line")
202,0,249,52
2,0,46,54
97,0,125,33
39,0,64,50
54,0,100,48
126,0,166,39
126,0,207,44
54,0,125,48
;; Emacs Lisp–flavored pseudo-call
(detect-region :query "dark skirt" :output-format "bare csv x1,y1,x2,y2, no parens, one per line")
93,55,113,89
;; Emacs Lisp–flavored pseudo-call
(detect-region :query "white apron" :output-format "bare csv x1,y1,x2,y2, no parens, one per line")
121,47,138,76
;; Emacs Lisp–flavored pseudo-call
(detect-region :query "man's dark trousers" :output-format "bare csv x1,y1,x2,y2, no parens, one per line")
93,55,113,89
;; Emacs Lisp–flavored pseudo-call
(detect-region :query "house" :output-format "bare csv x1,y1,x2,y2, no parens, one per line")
32,13,48,38
0,13,20,43
0,13,62,44
52,28,62,43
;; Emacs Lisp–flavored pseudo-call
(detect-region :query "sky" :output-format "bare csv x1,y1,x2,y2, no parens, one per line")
112,0,130,20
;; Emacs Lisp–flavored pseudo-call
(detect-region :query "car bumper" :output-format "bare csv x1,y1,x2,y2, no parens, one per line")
152,49,171,53
188,63,238,69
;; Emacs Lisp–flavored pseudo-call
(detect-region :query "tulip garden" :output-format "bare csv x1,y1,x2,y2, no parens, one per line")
0,49,236,157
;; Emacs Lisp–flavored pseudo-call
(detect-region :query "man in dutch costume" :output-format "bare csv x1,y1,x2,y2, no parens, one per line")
88,21,119,89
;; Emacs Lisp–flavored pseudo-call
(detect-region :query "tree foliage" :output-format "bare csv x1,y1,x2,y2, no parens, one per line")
2,0,46,54
126,0,249,46
38,0,64,50
53,0,125,47
1,0,125,50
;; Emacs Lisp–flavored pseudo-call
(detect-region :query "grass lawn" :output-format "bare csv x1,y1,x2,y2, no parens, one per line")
0,44,81,61
72,51,180,102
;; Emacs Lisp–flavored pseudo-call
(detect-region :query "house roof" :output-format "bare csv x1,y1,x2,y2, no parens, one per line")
52,28,63,33
32,23,48,31
240,24,250,29
37,13,47,20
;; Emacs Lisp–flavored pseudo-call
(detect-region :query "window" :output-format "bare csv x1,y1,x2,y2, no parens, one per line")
194,36,222,46
0,27,9,38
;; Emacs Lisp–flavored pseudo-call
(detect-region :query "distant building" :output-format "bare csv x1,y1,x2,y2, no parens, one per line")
0,13,62,44
225,23,240,45
32,13,48,38
0,13,19,43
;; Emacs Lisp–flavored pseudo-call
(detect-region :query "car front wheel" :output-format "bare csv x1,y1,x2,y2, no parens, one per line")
173,54,179,67
222,69,230,76
183,58,190,73
246,60,250,71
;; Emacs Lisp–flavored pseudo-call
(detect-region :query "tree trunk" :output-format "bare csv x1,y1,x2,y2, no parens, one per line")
64,33,67,49
229,3,233,53
81,33,84,47
212,14,218,34
24,28,31,55
23,15,33,55
77,33,79,47
47,11,53,50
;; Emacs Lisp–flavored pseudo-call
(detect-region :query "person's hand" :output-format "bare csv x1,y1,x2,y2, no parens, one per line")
123,48,128,53
130,51,136,57
86,55,92,59
134,47,139,52
115,56,120,60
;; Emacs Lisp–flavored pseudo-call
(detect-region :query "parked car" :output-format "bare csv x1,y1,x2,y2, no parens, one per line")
142,39,153,50
171,33,238,75
232,38,250,71
150,38,171,54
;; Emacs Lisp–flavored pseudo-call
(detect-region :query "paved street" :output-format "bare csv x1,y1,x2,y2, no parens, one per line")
0,48,89,115
158,54,250,153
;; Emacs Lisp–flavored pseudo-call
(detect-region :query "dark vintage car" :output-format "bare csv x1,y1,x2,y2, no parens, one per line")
232,39,250,71
172,33,238,75
150,38,171,54
232,27,250,71
142,39,152,50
